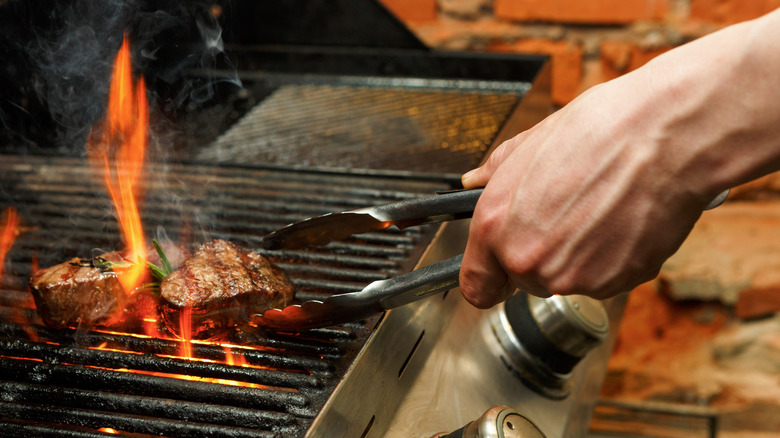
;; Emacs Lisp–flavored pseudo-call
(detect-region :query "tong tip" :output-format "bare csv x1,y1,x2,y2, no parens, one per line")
253,301,332,331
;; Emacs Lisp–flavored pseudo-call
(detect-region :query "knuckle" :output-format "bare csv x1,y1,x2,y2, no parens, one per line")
459,276,495,309
546,274,580,296
499,240,544,281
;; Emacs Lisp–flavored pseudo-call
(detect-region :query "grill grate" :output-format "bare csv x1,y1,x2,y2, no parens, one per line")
198,84,519,173
0,154,456,437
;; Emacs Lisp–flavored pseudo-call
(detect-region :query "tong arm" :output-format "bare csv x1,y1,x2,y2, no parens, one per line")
358,188,482,228
261,188,482,250
253,254,463,330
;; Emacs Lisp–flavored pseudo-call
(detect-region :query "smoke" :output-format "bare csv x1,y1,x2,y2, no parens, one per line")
154,6,242,109
26,1,125,152
18,0,239,153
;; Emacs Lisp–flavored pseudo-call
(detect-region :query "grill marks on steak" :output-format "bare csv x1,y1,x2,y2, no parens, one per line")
161,239,293,308
160,239,294,339
29,239,294,337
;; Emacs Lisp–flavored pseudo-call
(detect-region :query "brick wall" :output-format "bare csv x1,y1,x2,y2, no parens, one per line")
379,3,780,425
379,0,778,105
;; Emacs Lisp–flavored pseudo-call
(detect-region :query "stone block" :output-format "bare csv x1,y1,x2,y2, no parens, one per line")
712,316,780,374
736,288,780,319
658,201,780,305
438,0,491,19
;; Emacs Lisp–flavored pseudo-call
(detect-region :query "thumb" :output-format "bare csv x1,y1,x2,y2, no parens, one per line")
461,137,520,188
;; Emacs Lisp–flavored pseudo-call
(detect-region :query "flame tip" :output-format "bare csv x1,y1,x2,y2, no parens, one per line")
88,35,149,295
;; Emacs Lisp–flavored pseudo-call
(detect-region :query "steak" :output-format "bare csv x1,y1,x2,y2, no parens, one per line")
30,252,127,329
29,242,190,330
159,239,294,339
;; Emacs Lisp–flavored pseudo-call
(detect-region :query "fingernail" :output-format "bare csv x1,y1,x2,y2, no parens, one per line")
462,168,478,182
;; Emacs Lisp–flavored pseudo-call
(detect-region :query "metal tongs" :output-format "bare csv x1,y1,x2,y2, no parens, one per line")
253,187,730,331
253,189,482,330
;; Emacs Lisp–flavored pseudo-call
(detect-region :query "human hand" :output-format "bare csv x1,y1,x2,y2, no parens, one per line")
457,9,780,308
458,72,714,308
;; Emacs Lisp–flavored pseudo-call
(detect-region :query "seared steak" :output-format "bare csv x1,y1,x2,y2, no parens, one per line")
160,239,294,338
30,239,291,337
30,252,127,329
30,242,190,330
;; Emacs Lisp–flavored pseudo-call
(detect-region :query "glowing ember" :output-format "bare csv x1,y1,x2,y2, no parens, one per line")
87,34,149,293
0,207,19,285
87,366,288,391
224,346,248,367
142,316,162,338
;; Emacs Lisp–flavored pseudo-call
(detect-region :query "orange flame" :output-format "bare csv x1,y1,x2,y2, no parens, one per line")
142,316,162,338
224,346,248,367
179,306,193,359
0,207,20,284
87,34,148,293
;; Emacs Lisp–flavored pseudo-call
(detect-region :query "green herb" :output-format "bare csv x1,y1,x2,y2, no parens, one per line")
136,281,161,295
72,239,176,288
146,261,168,282
72,256,133,272
152,239,174,276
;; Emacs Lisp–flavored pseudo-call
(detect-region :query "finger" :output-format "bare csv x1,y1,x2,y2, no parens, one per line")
507,274,554,299
460,239,516,309
461,137,521,189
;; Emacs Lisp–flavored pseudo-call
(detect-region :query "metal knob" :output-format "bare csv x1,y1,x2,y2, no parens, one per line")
433,405,546,438
487,292,609,399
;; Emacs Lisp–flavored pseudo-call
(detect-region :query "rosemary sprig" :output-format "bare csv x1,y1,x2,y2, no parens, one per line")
146,261,168,282
72,256,133,271
136,282,161,293
152,239,174,276
73,239,176,287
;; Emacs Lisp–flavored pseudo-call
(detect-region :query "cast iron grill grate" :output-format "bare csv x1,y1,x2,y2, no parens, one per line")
197,84,520,173
0,154,455,437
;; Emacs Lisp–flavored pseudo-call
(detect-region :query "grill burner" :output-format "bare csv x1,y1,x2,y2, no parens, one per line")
0,155,456,436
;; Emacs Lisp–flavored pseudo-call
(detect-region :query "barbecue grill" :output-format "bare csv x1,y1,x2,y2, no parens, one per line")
0,1,625,437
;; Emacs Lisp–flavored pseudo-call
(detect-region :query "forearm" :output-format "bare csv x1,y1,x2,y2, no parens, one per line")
632,9,780,198
458,9,780,306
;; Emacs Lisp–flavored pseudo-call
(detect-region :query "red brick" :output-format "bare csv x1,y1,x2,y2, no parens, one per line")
600,41,672,80
736,288,780,319
690,0,780,25
488,39,583,105
494,0,669,24
378,0,438,23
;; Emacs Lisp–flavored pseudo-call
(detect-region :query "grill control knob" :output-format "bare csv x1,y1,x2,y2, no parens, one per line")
433,405,546,438
488,292,609,399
